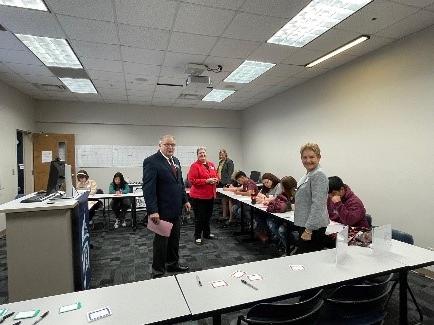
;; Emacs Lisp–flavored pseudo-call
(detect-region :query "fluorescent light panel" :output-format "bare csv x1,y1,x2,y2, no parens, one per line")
202,89,235,102
224,60,275,84
268,0,372,47
306,35,369,68
0,0,47,11
16,34,82,69
59,78,97,94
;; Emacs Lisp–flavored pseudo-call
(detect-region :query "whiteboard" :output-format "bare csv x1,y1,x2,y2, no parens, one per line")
112,145,158,167
176,146,197,167
76,145,113,168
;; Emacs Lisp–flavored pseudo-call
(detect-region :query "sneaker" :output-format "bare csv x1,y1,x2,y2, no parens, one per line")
195,238,202,245
121,220,127,227
114,220,120,229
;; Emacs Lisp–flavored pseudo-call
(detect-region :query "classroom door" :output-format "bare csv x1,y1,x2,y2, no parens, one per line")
33,133,75,191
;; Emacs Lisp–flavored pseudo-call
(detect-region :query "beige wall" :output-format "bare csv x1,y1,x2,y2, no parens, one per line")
0,80,35,229
241,26,434,248
35,101,243,191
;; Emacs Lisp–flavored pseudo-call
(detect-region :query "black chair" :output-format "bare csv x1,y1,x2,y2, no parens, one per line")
386,229,424,323
249,171,261,183
320,273,394,325
365,213,372,227
237,289,324,324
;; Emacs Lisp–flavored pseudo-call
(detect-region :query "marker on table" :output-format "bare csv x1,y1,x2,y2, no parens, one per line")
32,311,49,325
241,279,258,290
196,275,202,287
0,312,14,323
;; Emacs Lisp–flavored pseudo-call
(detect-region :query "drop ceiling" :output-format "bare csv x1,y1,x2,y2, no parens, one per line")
0,0,433,110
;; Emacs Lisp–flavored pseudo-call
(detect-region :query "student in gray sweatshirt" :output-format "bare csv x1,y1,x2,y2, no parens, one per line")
294,143,329,254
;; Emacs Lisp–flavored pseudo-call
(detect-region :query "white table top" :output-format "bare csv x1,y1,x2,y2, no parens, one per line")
1,276,190,325
176,245,407,316
88,192,142,199
387,239,434,268
0,193,78,214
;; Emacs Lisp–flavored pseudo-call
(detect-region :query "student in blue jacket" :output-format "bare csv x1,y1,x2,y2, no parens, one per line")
109,172,131,229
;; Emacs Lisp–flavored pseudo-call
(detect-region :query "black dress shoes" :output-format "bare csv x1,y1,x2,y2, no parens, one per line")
167,264,189,272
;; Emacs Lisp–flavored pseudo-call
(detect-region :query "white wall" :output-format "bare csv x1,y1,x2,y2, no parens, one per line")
35,101,243,191
0,80,35,229
241,26,434,248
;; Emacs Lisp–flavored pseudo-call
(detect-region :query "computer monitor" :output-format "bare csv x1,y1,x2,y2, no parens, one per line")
46,159,65,195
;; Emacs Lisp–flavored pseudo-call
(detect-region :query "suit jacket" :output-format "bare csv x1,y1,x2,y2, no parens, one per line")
219,158,234,186
142,151,188,220
294,166,329,230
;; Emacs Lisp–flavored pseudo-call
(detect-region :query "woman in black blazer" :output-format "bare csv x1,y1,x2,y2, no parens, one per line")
217,149,234,221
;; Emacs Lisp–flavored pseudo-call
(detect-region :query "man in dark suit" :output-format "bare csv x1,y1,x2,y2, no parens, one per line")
142,135,191,278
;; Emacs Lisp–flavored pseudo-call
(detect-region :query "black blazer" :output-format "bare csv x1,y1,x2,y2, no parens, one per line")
219,158,234,186
142,151,188,220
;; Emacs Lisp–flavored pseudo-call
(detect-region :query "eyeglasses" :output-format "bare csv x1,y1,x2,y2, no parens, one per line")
162,143,176,147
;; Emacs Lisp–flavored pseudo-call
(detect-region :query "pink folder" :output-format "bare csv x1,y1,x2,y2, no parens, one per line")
147,216,173,237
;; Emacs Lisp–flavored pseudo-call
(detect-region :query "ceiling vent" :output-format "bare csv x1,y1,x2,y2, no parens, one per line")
178,93,203,100
33,84,67,91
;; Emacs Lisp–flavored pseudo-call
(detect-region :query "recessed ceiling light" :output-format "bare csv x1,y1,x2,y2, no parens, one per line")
202,89,235,102
59,78,97,94
306,35,369,68
0,0,48,11
267,0,373,47
15,34,82,69
224,60,275,84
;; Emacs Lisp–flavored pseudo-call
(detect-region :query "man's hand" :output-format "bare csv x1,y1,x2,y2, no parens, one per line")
184,202,191,212
301,229,312,241
150,212,160,225
331,195,341,203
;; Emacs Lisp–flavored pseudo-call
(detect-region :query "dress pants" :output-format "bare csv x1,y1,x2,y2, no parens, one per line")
191,198,214,239
294,227,327,255
152,217,181,276
110,198,131,220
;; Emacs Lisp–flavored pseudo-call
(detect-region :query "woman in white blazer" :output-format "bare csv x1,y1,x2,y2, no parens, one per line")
294,143,329,254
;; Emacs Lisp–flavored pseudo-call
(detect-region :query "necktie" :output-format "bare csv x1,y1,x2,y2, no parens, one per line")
169,158,177,177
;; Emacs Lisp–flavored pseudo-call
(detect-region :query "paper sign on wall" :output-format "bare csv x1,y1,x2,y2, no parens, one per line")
41,151,52,163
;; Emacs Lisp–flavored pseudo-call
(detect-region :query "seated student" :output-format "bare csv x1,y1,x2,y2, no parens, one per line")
256,173,282,205
76,170,101,224
327,176,369,228
265,176,298,254
109,172,131,229
223,171,258,225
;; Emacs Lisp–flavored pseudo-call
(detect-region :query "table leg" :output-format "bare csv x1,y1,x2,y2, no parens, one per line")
132,196,137,231
240,203,245,233
212,314,221,325
399,269,408,325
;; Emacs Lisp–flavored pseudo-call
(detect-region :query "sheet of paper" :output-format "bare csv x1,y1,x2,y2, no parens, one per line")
247,274,263,281
231,271,245,278
289,264,305,271
211,280,228,288
147,217,173,237
41,150,52,163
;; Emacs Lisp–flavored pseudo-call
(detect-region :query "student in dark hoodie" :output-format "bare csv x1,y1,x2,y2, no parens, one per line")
327,176,369,228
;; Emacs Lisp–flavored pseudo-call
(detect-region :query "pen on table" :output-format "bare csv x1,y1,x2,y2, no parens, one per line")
196,274,202,287
241,279,258,290
32,311,49,325
0,312,14,323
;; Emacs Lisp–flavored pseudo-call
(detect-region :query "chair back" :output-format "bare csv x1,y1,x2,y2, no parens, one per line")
96,188,104,194
392,229,414,244
241,289,323,324
323,273,393,321
249,171,261,182
365,213,372,227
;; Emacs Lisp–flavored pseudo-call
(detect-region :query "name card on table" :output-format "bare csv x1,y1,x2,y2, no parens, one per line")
336,226,349,264
372,224,392,255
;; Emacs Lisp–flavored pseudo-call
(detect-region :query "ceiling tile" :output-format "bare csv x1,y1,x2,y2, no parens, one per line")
210,38,260,59
115,0,178,30
240,0,309,18
344,35,396,57
70,40,121,60
87,70,125,82
127,86,155,96
294,66,329,80
0,71,27,83
425,3,434,11
0,7,65,38
390,0,434,7
98,87,126,96
376,9,434,39
247,43,298,63
93,79,125,89
118,24,170,50
223,13,286,42
57,15,119,44
173,3,235,36
168,32,217,55
23,75,62,84
46,0,115,21
0,49,42,65
308,53,359,70
304,28,361,52
163,52,206,68
125,73,158,86
181,0,244,10
204,56,244,72
281,48,325,66
336,0,420,35
123,62,160,75
8,63,53,76
80,57,123,73
158,74,185,86
121,46,165,65
153,85,183,98
0,32,28,51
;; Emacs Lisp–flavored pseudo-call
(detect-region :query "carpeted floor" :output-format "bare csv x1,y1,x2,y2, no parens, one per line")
0,205,433,324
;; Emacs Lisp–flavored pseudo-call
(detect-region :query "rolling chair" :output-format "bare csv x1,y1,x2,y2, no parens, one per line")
249,171,261,183
237,289,324,324
320,273,394,325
